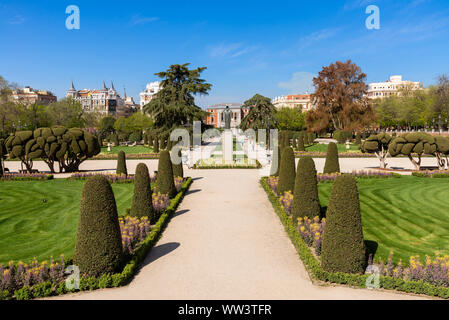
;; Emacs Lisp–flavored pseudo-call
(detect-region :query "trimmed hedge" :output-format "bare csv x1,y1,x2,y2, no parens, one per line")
291,157,321,220
116,151,127,175
277,147,296,195
73,176,124,277
172,149,184,178
155,150,176,198
321,175,366,274
323,142,340,173
260,177,449,299
130,163,156,221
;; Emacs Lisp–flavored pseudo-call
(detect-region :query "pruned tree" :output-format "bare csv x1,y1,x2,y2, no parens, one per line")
434,136,449,170
361,133,392,168
306,60,374,132
388,132,436,170
5,126,101,173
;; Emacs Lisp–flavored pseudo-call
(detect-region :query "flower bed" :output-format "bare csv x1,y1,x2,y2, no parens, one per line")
69,173,134,183
412,170,449,178
193,159,262,169
0,177,192,300
92,153,160,160
260,177,449,299
152,192,170,213
294,151,375,158
0,173,54,181
266,171,399,193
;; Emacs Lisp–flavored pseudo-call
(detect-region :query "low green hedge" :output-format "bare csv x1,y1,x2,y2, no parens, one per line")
11,177,192,300
260,177,449,299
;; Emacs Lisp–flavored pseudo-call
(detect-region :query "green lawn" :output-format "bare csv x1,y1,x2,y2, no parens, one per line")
100,145,154,154
318,176,449,264
0,180,134,265
213,139,243,152
305,143,361,153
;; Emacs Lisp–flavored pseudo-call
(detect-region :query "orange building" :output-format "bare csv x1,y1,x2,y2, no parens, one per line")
205,103,247,128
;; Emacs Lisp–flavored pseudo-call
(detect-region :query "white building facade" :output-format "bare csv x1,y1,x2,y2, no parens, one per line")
139,81,161,108
272,94,314,111
367,75,422,99
66,80,125,117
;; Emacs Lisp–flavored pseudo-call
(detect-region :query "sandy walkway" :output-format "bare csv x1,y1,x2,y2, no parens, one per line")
50,169,427,300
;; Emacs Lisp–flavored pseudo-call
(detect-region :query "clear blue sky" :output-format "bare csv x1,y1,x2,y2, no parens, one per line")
0,0,448,108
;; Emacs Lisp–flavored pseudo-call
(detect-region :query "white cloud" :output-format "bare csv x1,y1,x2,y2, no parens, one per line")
208,42,258,59
8,14,25,25
129,15,159,26
297,28,341,51
278,72,315,94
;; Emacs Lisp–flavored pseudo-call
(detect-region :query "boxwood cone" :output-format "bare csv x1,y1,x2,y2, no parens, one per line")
116,150,127,175
321,175,366,274
154,138,159,153
172,149,184,178
130,163,156,221
155,150,176,197
297,134,305,151
323,142,340,173
74,176,123,277
277,147,296,195
291,156,321,220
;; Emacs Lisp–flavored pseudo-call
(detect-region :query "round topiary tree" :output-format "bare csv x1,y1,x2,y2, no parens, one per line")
130,163,156,221
277,147,296,195
155,150,176,198
361,133,392,168
291,157,321,220
321,175,366,274
116,150,127,175
172,149,184,178
73,176,123,277
270,146,281,176
323,142,340,173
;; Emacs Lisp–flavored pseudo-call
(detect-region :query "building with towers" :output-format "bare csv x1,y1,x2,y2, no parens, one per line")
66,80,126,117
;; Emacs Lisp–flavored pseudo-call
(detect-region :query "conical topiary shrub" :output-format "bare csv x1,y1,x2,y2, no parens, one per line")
277,147,296,195
291,157,320,220
297,134,305,151
323,142,340,173
172,149,184,178
116,150,127,175
155,150,176,198
292,133,297,149
154,138,159,153
73,176,123,277
148,134,153,147
321,175,366,274
130,163,156,222
270,146,281,176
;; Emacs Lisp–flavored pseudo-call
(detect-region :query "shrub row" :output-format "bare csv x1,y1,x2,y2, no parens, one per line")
260,177,449,299
0,173,54,181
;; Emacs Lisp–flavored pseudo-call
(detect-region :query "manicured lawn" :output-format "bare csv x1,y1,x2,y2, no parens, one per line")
305,143,361,153
213,139,243,152
100,145,154,154
318,176,449,264
0,180,134,265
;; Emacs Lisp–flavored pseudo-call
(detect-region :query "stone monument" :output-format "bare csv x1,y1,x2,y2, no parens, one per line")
223,106,233,163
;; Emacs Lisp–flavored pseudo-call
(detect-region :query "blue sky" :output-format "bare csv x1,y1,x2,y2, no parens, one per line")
0,0,448,108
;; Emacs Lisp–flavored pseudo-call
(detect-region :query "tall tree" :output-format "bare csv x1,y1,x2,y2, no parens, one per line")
143,63,211,133
240,94,277,130
306,60,374,132
275,107,305,131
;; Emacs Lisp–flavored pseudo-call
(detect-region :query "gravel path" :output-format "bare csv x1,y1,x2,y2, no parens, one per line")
48,168,427,300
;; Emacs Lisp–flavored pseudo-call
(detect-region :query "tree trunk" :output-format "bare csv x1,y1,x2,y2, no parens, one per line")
435,153,446,170
408,154,421,171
